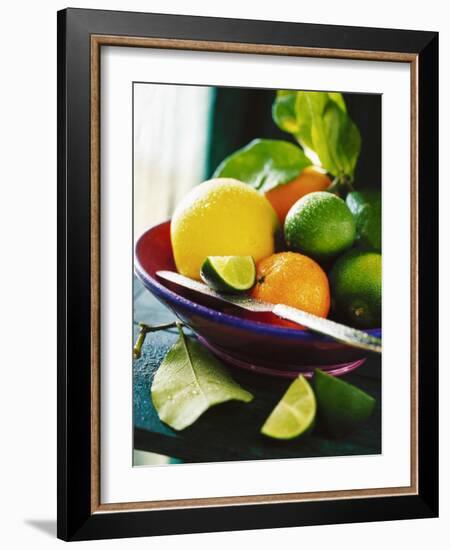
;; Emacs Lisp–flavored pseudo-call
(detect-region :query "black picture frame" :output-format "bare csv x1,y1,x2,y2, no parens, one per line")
57,7,438,541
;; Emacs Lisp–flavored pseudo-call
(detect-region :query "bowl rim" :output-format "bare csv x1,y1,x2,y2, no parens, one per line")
134,222,382,343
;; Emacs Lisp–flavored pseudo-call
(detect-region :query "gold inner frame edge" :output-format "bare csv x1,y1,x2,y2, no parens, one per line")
89,34,419,514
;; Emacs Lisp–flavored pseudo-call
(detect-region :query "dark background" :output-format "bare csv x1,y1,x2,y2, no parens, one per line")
206,88,382,190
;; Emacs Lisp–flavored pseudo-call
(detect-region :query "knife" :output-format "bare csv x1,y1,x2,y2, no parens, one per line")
156,270,382,354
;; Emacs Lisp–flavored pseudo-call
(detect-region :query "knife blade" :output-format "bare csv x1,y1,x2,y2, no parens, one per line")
156,270,382,354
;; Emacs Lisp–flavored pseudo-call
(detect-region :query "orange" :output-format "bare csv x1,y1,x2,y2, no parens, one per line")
265,166,331,223
251,252,330,329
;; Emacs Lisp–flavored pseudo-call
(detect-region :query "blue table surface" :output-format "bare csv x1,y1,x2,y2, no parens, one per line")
133,278,381,463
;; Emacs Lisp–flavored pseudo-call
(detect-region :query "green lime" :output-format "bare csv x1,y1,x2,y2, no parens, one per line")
200,255,256,293
314,369,376,435
284,191,356,262
330,249,381,328
346,190,381,251
261,375,316,439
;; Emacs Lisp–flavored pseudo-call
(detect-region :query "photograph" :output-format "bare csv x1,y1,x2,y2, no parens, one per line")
133,83,383,465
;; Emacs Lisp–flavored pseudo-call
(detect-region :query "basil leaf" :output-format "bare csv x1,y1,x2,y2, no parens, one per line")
213,138,311,192
151,327,253,430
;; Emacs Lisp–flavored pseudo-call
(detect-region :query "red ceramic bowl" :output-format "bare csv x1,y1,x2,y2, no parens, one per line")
134,221,381,378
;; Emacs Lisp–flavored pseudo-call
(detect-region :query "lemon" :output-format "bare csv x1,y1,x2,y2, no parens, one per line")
171,178,278,279
261,376,316,439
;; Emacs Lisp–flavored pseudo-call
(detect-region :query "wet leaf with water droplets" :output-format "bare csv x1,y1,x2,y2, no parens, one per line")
151,326,253,430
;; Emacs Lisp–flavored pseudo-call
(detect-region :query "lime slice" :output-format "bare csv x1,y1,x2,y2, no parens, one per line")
261,376,316,439
314,369,376,435
200,256,256,293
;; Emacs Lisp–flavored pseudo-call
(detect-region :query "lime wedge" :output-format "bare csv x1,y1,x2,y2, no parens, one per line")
261,376,316,439
200,256,256,293
314,369,376,435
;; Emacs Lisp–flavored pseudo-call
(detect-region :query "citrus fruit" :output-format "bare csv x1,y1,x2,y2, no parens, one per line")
314,369,376,435
261,375,316,439
200,256,256,293
171,178,278,279
346,189,382,251
265,166,331,223
329,249,381,328
284,191,356,262
251,252,330,329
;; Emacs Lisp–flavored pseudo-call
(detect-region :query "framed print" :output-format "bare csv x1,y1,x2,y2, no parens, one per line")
57,8,438,541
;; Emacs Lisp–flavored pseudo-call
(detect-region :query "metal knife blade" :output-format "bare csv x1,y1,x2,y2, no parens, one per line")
157,270,272,311
156,270,382,354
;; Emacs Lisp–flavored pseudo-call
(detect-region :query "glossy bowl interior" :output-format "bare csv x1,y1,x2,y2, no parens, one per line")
134,221,381,378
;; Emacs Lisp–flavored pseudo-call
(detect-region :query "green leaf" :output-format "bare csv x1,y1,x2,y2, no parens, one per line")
272,91,299,134
322,101,361,178
213,138,311,192
346,190,382,251
328,92,347,112
151,326,253,430
273,90,361,179
304,92,340,175
293,92,314,150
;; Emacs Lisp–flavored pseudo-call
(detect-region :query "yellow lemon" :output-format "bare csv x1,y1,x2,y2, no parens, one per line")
171,178,278,279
